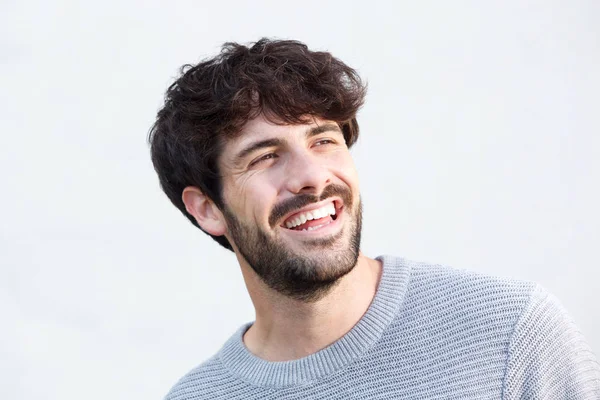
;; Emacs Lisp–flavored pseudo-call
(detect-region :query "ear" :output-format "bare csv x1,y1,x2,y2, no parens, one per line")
182,187,227,236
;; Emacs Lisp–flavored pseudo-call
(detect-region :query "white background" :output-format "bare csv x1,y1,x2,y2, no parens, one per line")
1,1,599,399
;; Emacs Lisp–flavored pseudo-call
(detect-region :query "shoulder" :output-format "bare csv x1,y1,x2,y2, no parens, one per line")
163,354,230,400
389,255,538,312
502,285,600,398
162,324,259,400
381,256,540,348
382,256,600,398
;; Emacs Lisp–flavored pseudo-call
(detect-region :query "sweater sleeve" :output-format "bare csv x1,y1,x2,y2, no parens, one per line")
502,284,600,399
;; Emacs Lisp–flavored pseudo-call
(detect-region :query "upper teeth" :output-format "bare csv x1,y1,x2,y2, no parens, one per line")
284,203,336,229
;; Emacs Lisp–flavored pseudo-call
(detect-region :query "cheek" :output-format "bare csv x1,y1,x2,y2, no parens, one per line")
332,153,360,187
228,176,279,222
222,176,251,218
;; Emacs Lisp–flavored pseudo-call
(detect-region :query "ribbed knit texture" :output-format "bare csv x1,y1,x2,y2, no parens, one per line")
165,256,600,399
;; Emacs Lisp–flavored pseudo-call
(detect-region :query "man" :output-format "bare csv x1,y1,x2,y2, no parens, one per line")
149,38,599,399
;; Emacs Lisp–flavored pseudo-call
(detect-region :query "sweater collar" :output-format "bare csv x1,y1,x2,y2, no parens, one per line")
218,255,411,388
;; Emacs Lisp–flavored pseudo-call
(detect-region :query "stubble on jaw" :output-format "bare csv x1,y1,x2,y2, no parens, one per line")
224,185,362,302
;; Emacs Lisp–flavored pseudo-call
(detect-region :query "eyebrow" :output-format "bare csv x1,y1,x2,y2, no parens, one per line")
306,123,342,138
234,138,283,166
233,123,342,166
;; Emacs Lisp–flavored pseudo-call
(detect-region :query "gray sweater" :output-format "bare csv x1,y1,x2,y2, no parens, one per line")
165,256,600,399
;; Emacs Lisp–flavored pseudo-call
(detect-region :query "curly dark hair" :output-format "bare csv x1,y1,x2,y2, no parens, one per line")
148,38,367,251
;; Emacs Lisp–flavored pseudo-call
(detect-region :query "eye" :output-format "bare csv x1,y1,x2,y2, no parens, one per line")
313,138,335,147
250,153,278,167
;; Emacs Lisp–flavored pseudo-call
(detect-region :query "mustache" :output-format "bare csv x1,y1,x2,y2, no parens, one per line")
269,184,353,227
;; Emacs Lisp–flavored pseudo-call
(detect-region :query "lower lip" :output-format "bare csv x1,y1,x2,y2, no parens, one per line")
282,207,344,237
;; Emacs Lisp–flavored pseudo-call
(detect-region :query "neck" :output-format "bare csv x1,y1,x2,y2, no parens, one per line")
240,253,382,361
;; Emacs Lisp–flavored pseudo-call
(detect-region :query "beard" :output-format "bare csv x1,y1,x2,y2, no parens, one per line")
223,184,362,302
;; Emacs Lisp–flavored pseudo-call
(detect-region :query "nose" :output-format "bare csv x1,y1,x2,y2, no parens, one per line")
284,150,332,195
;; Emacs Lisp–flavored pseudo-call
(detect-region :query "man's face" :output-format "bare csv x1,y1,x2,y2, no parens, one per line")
219,115,362,301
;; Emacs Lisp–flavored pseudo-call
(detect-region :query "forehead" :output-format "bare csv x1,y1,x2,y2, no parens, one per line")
239,114,335,141
234,113,291,144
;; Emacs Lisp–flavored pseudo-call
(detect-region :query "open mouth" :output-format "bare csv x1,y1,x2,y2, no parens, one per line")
280,200,341,232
